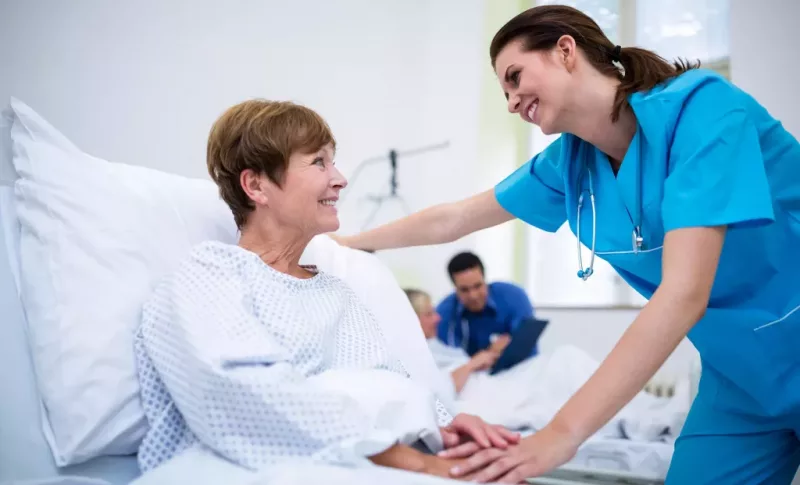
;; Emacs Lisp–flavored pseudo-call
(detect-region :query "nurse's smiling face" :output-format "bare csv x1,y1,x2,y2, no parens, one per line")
494,37,577,135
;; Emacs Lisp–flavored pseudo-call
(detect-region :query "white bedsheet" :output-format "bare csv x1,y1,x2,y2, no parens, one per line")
564,438,673,479
447,345,690,443
130,440,673,485
131,446,467,485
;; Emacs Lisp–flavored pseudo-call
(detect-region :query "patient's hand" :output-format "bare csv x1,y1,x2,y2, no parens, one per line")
489,334,511,355
420,455,475,480
440,414,521,451
469,350,499,371
368,444,475,481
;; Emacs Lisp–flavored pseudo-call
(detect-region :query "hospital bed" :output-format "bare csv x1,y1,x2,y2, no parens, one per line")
0,98,688,485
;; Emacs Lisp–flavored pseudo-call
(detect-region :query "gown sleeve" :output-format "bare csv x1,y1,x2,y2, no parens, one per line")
138,256,399,470
662,78,775,231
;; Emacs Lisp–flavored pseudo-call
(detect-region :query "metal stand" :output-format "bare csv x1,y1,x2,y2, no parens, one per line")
341,141,449,230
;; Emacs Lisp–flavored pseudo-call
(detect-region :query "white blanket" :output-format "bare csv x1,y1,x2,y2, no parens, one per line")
307,368,444,453
131,446,469,485
434,344,690,442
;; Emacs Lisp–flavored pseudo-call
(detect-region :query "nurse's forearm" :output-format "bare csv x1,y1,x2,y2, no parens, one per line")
549,286,706,443
342,190,514,251
344,202,462,251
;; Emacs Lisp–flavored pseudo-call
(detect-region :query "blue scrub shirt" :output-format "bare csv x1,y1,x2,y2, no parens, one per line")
495,69,800,483
435,281,535,356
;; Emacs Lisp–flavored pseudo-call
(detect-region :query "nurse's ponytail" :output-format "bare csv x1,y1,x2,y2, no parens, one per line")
613,47,698,120
490,5,700,123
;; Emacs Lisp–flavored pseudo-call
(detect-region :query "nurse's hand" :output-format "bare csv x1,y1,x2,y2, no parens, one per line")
444,424,580,483
440,414,521,451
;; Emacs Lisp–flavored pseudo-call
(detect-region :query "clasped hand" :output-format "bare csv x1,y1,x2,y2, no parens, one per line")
428,413,520,480
438,423,581,483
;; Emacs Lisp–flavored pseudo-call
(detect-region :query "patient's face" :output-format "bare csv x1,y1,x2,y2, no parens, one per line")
418,297,441,339
453,267,488,313
268,143,346,235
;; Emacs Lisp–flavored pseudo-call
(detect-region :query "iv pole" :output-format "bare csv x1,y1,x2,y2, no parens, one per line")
340,141,450,230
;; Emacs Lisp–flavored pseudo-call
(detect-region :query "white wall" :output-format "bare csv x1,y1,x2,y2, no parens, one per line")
730,0,800,137
0,0,484,302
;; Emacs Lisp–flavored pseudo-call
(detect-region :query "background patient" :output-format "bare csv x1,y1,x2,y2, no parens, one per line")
405,288,500,395
133,99,514,480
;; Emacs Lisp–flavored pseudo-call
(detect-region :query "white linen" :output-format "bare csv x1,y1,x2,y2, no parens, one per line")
564,438,674,479
424,339,471,402
427,338,470,372
307,369,444,452
436,344,689,442
130,440,674,485
135,241,452,473
131,447,468,485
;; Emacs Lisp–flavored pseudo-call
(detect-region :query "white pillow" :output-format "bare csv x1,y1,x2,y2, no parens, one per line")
4,98,239,466
3,98,450,467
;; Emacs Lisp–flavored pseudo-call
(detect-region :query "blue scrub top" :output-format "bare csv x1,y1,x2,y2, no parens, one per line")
495,69,800,418
435,282,535,356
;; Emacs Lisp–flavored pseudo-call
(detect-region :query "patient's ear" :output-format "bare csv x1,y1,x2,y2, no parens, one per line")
240,169,269,206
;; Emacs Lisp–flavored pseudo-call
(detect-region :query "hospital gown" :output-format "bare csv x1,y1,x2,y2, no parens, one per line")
134,241,453,472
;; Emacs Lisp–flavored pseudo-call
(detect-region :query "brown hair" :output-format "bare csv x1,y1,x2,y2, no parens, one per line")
207,99,336,229
490,5,699,122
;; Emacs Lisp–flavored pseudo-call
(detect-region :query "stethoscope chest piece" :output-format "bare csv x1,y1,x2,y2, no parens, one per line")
575,161,645,280
632,226,644,254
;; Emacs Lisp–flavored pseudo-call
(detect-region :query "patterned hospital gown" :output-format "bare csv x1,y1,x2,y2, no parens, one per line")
134,241,453,472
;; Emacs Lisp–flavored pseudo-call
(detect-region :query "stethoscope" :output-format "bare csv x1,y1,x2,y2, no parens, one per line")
447,317,470,350
576,157,644,281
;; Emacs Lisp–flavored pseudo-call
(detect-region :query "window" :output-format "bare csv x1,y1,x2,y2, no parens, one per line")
540,0,621,43
525,1,729,308
537,0,730,76
636,0,730,68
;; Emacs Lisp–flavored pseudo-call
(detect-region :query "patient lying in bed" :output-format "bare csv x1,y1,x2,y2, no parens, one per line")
133,99,515,480
405,288,692,441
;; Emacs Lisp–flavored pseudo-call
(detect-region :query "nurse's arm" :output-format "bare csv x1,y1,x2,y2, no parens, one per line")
549,225,726,445
336,189,515,251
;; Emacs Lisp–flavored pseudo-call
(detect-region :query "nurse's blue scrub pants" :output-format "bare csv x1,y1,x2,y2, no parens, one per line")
665,364,800,484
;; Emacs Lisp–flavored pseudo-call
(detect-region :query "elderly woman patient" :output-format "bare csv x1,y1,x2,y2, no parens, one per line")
133,100,518,479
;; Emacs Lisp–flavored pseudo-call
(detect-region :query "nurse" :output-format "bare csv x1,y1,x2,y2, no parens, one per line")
334,4,800,484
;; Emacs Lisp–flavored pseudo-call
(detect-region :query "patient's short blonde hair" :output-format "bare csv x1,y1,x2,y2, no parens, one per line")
207,99,336,229
404,288,430,316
